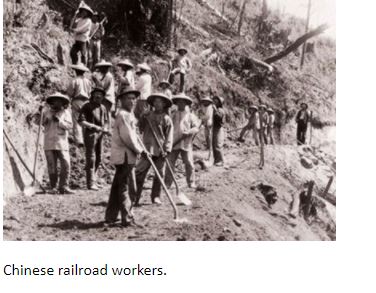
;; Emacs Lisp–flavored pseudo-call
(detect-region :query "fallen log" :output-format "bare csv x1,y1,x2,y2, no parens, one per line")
264,24,329,64
31,43,54,64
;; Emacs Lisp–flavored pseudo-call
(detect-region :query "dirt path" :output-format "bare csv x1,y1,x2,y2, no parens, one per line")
3,141,334,241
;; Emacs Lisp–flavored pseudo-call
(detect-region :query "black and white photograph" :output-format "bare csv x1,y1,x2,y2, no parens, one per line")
3,0,336,241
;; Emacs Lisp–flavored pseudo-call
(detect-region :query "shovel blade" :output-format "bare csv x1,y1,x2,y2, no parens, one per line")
177,192,192,206
23,185,36,197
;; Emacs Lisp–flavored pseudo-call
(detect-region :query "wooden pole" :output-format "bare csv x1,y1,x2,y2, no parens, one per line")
300,0,311,69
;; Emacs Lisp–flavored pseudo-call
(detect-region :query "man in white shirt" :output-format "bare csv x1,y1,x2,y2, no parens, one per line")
134,63,152,120
69,3,94,65
168,48,192,93
267,108,275,145
92,60,115,116
200,96,214,150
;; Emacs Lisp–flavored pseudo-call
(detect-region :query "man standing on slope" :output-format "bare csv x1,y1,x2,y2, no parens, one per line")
295,102,310,145
69,2,94,65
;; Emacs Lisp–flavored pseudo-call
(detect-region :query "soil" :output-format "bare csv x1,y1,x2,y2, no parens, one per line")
3,137,336,241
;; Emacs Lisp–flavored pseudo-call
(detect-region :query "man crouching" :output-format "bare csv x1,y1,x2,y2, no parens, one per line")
105,87,144,227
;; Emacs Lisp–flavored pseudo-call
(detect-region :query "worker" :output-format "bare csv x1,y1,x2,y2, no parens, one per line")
238,105,259,144
66,63,92,147
295,102,310,145
89,12,106,68
200,96,214,150
40,93,74,194
266,107,275,145
134,93,173,205
117,59,135,93
69,2,94,65
259,104,269,145
212,96,226,166
135,63,152,120
165,93,200,189
105,87,144,226
78,87,110,190
168,47,192,93
158,80,172,99
92,60,115,117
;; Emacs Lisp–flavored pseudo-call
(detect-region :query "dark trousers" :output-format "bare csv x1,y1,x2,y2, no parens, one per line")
83,132,102,171
105,163,137,224
135,155,165,203
168,72,185,93
297,122,308,145
70,41,88,65
212,127,224,164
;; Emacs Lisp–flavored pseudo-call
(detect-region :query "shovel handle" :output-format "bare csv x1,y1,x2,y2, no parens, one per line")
4,130,46,192
33,108,44,184
146,120,181,195
137,136,178,220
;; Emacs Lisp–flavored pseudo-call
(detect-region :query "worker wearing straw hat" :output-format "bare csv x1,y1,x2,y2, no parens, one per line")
134,93,173,205
78,86,110,191
93,60,115,116
165,93,200,189
212,95,226,166
67,63,92,147
117,59,135,93
134,63,152,120
200,96,214,150
259,104,269,145
169,47,192,93
105,87,144,226
42,93,74,194
69,2,94,65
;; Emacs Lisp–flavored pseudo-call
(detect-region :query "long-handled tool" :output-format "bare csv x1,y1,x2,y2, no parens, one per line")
32,107,44,186
258,115,265,169
136,136,187,222
309,110,313,145
4,130,46,194
146,119,192,206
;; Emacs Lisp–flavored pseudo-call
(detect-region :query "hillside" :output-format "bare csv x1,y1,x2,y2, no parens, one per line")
3,0,336,240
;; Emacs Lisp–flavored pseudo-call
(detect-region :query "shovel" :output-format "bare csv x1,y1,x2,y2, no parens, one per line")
32,107,44,186
136,136,187,223
146,119,192,206
4,130,46,195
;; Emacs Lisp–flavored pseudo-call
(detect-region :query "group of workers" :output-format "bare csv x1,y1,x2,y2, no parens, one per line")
34,1,311,227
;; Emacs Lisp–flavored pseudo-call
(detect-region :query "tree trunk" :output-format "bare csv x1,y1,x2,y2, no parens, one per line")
264,24,329,64
237,0,247,36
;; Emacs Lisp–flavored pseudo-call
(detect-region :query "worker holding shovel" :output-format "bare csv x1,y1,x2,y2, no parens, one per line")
38,93,74,194
105,87,144,226
165,93,200,189
134,93,174,205
78,86,110,191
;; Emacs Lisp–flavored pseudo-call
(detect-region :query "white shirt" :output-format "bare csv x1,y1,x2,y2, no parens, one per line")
73,18,92,42
136,73,152,100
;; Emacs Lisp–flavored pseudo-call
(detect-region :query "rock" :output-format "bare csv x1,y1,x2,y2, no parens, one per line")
217,235,226,241
301,157,313,169
233,219,242,227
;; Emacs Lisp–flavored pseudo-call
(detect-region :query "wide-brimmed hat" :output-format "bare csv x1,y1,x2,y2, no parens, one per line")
136,63,152,73
177,48,188,54
259,104,267,109
147,93,172,108
158,80,171,88
213,95,224,107
267,107,274,113
249,105,258,111
78,3,94,15
46,92,70,105
173,93,193,105
200,96,213,104
91,86,106,96
117,87,140,99
70,63,89,72
95,60,113,68
117,59,134,69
